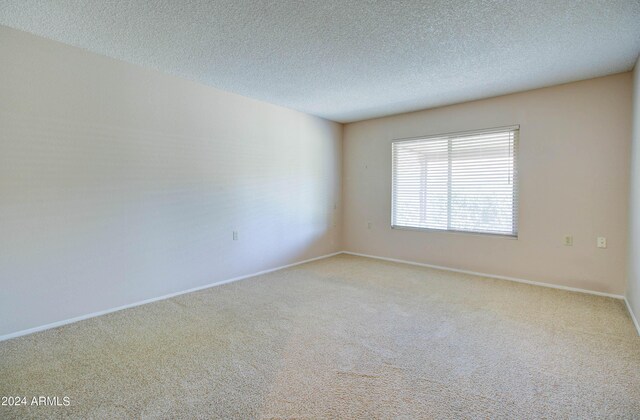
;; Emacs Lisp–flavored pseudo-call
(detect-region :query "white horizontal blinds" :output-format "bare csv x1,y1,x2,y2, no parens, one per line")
392,137,449,230
449,129,518,235
392,127,518,236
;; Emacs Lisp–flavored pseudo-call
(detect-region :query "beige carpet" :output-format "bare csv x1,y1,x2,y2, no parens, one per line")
1,254,639,419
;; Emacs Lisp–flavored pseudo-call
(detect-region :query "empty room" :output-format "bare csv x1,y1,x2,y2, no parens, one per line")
1,1,639,418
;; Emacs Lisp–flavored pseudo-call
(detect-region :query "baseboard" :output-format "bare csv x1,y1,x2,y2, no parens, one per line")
4,250,636,342
341,251,625,300
624,297,640,337
0,251,342,343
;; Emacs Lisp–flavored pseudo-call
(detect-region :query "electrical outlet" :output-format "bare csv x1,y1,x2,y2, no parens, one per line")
233,231,238,241
367,222,372,230
563,235,573,246
597,237,607,248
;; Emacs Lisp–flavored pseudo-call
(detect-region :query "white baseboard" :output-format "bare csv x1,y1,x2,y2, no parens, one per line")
624,297,640,337
345,250,638,337
4,250,638,342
0,251,342,343
342,251,640,336
341,251,625,299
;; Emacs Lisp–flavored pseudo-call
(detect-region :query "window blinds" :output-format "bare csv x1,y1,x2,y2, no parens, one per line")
392,126,518,236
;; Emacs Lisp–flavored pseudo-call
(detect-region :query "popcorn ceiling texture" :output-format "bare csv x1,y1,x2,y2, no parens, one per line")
1,255,639,418
0,0,638,122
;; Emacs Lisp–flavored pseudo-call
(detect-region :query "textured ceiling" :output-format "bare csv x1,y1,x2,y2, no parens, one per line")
1,1,639,122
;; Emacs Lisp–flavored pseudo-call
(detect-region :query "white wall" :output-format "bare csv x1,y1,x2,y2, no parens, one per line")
343,74,632,295
0,26,342,337
1,23,635,339
627,55,640,323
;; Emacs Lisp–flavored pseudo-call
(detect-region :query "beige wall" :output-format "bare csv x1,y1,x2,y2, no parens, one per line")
0,24,634,339
627,55,640,321
0,26,342,337
343,73,632,295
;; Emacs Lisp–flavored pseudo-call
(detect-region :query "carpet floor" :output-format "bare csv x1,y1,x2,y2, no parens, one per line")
1,254,639,419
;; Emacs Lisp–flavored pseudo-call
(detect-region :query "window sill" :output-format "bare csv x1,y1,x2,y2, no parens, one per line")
391,225,518,239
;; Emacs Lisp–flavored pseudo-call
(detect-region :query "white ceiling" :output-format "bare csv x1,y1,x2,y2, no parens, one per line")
1,1,639,123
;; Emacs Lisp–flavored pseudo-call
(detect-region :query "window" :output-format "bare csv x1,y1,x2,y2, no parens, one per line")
392,126,518,236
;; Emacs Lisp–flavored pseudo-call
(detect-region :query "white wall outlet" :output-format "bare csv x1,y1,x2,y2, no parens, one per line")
233,231,238,241
597,236,607,248
563,235,573,246
367,222,372,230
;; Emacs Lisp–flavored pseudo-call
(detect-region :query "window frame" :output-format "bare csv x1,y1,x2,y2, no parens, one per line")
390,125,519,238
